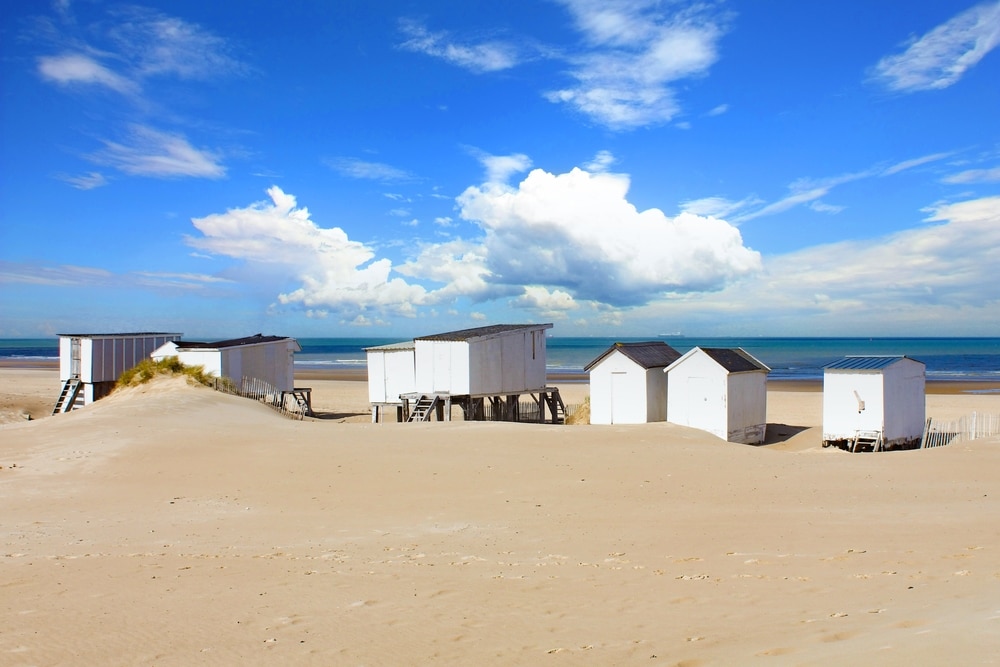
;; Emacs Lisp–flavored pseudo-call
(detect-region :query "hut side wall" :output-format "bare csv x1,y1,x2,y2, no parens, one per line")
644,367,668,422
726,371,767,444
174,341,296,391
416,329,547,397
58,337,73,380
822,371,885,441
882,360,926,444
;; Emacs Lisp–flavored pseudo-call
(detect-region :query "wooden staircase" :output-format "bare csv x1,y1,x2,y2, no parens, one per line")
407,395,441,422
851,430,883,453
543,387,567,424
286,388,314,417
52,378,83,415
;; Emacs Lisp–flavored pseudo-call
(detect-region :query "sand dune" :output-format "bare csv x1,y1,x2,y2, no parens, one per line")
2,372,999,665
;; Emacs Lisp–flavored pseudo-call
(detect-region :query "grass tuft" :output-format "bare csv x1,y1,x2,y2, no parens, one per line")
115,357,215,389
565,396,590,425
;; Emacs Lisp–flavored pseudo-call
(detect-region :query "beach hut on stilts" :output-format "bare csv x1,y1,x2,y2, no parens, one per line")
822,356,926,452
54,332,182,414
374,323,562,423
584,341,681,424
664,347,770,444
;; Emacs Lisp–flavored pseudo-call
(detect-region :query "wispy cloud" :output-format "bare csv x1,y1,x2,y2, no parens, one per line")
398,19,521,73
881,152,954,175
56,171,108,190
712,153,956,223
943,165,1000,183
398,2,727,131
0,262,114,287
106,6,248,80
546,0,729,129
93,124,225,179
733,171,871,223
31,5,245,181
325,157,415,182
871,1,1000,92
37,53,138,94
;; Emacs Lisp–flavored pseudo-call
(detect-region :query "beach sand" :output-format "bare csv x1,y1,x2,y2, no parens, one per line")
2,367,999,665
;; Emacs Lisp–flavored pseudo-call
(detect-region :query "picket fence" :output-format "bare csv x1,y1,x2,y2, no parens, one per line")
213,375,309,420
921,412,1000,448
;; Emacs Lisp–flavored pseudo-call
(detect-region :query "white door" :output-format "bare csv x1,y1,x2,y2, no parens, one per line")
611,372,627,424
687,376,721,432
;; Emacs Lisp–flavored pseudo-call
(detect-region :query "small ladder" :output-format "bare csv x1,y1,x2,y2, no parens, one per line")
288,389,313,417
543,388,567,424
52,378,83,415
407,395,440,422
852,430,883,453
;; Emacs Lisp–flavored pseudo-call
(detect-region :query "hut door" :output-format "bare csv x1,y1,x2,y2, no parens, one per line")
70,337,82,378
610,372,627,424
686,376,719,431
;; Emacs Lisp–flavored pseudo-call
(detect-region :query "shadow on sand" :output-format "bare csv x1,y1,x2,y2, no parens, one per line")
761,422,811,445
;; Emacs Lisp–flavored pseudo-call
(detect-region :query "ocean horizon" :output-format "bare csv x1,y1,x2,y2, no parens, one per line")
2,336,999,383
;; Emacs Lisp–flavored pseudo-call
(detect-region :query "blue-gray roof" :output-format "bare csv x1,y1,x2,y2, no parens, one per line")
701,347,770,373
823,355,922,371
583,341,681,371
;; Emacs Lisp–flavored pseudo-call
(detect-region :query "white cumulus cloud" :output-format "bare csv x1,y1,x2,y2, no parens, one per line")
643,195,1000,335
456,165,761,306
187,186,428,316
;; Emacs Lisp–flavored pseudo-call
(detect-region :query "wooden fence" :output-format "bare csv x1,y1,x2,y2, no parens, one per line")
921,412,1000,448
479,399,582,423
213,376,309,420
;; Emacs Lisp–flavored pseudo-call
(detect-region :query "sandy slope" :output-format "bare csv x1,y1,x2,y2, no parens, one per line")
1,374,999,666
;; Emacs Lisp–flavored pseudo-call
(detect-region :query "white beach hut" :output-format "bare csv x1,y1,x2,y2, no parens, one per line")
822,356,926,452
55,332,182,413
584,341,681,424
152,334,301,393
365,341,416,423
664,347,770,444
401,323,559,422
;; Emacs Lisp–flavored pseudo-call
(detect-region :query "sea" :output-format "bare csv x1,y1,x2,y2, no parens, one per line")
3,336,999,385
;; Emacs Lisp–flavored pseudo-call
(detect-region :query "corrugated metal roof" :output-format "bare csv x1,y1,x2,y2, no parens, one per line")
364,341,415,351
701,347,770,373
176,334,294,349
415,323,552,342
57,332,182,338
823,355,921,371
584,341,681,371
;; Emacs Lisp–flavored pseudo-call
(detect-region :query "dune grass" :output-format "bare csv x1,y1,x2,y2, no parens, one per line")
115,358,215,389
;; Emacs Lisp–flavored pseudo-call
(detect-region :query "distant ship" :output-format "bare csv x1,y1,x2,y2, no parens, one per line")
658,332,684,338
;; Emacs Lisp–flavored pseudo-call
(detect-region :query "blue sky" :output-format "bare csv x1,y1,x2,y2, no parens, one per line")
2,0,999,339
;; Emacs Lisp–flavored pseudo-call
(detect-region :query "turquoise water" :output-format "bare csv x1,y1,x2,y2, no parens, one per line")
3,336,999,382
